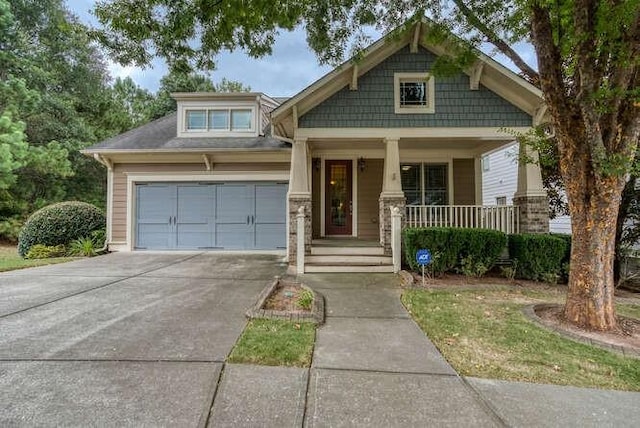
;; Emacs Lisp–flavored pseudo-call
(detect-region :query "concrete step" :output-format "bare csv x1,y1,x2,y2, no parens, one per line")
304,264,394,273
306,255,392,265
310,246,385,256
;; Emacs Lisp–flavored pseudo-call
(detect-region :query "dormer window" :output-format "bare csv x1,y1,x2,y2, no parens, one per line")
185,107,255,132
394,73,435,114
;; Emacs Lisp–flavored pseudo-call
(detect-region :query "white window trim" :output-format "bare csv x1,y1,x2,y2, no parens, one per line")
394,72,436,114
177,100,258,137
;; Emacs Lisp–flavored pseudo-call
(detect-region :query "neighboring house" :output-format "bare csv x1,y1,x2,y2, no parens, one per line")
83,19,548,273
482,143,572,234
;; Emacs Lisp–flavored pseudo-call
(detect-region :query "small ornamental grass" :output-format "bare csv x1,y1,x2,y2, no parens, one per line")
228,319,316,367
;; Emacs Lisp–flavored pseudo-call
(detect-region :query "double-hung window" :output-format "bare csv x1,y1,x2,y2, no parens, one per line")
185,108,254,132
401,163,448,205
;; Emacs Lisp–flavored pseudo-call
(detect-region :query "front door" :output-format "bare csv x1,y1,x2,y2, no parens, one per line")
325,160,352,235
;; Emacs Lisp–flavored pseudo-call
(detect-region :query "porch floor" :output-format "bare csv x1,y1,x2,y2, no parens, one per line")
311,238,381,247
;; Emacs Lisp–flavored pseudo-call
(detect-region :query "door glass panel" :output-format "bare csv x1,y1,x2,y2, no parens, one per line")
329,164,347,227
401,163,422,205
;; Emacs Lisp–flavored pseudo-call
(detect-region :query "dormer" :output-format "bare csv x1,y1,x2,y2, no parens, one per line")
172,92,280,138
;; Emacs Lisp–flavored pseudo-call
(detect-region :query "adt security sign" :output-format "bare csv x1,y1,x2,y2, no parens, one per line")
416,249,432,266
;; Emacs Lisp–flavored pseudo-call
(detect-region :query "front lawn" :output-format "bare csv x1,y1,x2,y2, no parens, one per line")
228,319,316,367
0,244,73,272
402,286,640,391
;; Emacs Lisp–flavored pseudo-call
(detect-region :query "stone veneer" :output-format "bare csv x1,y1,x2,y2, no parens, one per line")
288,196,312,263
513,195,549,233
379,195,406,255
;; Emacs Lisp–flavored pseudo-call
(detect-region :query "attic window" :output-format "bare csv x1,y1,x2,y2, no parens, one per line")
185,108,254,132
394,73,435,114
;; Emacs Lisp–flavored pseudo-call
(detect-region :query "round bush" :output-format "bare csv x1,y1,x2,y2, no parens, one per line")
18,201,106,257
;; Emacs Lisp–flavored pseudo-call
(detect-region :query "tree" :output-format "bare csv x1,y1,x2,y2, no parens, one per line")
94,1,639,331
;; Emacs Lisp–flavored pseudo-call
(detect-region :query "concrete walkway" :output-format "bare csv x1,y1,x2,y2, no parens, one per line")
208,273,640,428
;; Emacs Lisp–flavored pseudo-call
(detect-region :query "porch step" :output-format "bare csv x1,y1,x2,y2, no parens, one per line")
310,246,385,256
304,264,394,273
306,255,391,265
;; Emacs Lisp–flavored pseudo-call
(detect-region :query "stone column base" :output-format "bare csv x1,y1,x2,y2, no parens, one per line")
513,195,549,234
379,195,406,255
288,196,312,263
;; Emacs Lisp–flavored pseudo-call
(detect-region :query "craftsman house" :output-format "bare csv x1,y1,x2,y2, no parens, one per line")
83,20,549,273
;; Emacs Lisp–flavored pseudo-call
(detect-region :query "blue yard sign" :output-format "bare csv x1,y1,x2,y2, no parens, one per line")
416,249,432,266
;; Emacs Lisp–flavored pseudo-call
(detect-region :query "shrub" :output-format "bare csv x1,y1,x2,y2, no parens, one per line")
25,244,66,259
550,233,572,281
508,234,568,281
18,201,105,257
403,227,507,276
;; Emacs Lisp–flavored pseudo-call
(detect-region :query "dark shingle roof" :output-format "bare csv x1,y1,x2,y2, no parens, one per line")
83,112,289,153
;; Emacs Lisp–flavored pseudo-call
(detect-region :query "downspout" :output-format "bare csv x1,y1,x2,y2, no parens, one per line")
93,153,113,253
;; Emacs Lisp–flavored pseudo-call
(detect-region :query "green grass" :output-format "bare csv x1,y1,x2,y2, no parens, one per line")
228,319,316,367
0,244,73,272
402,287,640,391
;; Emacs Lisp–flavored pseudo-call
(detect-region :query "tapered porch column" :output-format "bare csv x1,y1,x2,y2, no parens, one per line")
513,143,549,233
379,138,406,255
288,137,312,264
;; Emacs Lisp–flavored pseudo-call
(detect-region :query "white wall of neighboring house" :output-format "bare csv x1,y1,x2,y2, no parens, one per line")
482,142,572,234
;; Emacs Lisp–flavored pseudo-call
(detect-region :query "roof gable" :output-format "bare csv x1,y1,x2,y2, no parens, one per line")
272,20,544,138
299,45,532,129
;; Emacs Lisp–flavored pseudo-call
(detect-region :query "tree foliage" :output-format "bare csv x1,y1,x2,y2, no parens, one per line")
0,0,251,242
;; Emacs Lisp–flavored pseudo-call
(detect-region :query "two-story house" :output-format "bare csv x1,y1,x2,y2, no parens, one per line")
83,20,549,273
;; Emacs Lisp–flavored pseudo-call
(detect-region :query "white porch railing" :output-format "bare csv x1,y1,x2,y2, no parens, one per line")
405,205,520,234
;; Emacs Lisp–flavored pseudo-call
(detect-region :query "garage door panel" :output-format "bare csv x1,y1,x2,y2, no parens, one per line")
255,223,286,249
216,224,251,249
254,184,287,223
136,185,174,249
216,185,251,223
177,185,214,224
137,224,173,249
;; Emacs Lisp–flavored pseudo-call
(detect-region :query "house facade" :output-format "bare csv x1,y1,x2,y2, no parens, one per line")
83,20,550,273
481,143,571,234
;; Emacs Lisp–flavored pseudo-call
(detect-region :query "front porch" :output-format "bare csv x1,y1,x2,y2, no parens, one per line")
286,131,549,274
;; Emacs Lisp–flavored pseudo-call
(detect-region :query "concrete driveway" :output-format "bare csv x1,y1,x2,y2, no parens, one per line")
0,252,286,426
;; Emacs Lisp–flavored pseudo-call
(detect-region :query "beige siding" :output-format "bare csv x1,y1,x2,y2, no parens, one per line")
110,162,290,243
311,159,321,238
357,159,383,239
453,158,476,205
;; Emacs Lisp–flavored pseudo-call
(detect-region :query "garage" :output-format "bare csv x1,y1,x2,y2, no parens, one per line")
135,182,288,250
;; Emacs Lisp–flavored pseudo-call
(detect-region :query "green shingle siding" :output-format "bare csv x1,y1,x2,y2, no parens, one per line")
299,46,532,128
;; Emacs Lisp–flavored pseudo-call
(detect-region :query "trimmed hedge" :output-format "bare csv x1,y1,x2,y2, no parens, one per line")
508,233,568,281
403,227,507,275
18,201,105,257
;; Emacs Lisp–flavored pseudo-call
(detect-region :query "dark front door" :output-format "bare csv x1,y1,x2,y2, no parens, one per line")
325,160,352,235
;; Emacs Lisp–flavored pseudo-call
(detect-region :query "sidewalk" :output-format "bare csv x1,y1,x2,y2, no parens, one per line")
207,273,640,427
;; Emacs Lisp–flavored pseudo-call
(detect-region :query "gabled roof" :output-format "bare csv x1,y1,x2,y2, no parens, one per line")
271,18,544,139
82,112,288,154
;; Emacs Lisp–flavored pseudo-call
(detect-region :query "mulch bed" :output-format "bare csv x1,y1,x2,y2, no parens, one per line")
263,283,311,313
534,305,640,354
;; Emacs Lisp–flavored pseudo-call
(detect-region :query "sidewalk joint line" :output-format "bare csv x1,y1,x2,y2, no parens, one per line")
310,366,457,377
460,377,510,427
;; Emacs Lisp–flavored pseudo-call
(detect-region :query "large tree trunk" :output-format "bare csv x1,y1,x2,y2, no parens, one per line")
564,192,620,330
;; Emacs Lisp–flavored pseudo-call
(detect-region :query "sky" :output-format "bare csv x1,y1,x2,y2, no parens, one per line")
68,1,536,97
68,0,332,97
